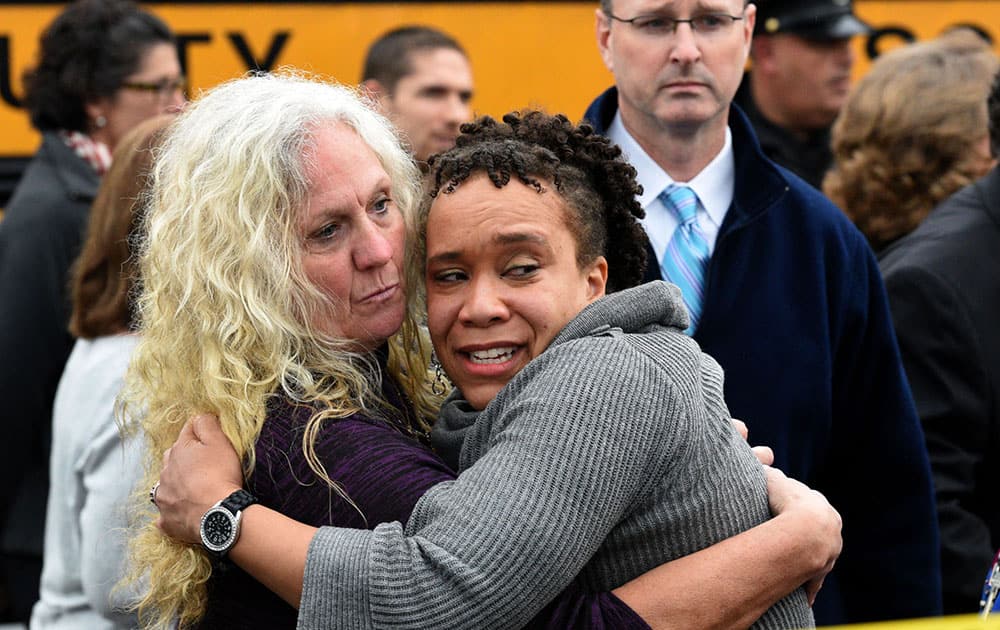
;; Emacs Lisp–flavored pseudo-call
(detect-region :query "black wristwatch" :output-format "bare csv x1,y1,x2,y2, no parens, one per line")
199,489,258,557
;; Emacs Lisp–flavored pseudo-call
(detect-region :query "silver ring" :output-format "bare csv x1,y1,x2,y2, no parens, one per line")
149,482,160,506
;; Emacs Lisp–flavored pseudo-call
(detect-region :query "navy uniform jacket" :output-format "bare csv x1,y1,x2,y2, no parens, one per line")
880,167,1000,615
733,73,833,190
585,87,941,625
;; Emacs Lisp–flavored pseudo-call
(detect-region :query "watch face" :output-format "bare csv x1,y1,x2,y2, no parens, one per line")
200,508,236,552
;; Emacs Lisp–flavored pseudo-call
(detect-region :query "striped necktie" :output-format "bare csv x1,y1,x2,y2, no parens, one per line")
659,185,709,334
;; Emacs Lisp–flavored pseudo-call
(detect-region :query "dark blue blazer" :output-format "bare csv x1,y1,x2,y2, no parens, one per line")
585,87,942,625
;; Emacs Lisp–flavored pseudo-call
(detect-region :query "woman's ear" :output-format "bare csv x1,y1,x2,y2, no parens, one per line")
84,99,107,127
585,256,608,302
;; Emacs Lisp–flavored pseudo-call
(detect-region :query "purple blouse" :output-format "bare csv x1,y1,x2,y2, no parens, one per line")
198,351,649,629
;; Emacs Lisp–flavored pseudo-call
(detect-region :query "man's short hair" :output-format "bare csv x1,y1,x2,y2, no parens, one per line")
989,69,1000,157
361,26,466,94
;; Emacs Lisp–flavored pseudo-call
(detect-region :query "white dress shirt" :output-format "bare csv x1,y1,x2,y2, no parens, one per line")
607,111,735,267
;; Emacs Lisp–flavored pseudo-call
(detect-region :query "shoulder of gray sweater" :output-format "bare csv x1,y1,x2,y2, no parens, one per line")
497,282,708,402
553,280,688,345
469,333,694,500
490,324,702,444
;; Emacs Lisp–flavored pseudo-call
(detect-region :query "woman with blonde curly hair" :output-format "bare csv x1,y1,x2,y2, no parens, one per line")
142,73,841,630
121,73,449,628
824,29,998,252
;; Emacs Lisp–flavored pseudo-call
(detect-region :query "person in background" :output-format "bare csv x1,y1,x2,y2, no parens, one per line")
824,29,997,253
0,0,181,621
584,0,940,623
880,68,1000,615
733,0,871,189
361,25,473,163
31,114,174,630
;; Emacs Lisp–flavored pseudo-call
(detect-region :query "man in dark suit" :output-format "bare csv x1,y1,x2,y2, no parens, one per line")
880,69,1000,615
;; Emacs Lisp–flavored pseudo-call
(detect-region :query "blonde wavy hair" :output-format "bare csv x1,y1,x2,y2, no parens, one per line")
120,71,438,629
824,29,998,251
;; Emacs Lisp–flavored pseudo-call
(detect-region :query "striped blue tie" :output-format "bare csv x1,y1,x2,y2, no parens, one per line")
659,185,709,334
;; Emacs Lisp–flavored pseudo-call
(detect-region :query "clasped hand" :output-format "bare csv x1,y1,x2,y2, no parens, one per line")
155,413,244,544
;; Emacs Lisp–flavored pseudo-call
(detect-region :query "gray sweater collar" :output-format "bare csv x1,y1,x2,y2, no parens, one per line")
551,280,688,346
431,280,688,469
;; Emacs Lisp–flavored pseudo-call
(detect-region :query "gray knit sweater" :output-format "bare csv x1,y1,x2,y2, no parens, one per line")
299,281,813,629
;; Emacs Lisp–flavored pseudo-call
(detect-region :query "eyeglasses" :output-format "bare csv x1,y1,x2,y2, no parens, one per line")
605,11,744,37
121,76,187,101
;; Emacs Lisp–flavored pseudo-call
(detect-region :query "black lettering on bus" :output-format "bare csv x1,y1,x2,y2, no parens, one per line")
0,36,22,108
176,32,212,78
227,31,289,72
865,26,916,60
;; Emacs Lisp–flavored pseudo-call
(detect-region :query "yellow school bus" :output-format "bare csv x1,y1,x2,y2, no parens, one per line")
1,0,998,206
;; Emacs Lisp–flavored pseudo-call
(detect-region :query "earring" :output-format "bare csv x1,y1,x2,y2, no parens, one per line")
94,115,107,129
430,351,449,396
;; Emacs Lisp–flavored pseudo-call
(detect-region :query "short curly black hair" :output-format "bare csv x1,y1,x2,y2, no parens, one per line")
420,111,648,293
22,0,174,132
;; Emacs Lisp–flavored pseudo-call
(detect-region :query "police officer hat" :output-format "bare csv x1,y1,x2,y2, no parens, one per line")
753,0,873,40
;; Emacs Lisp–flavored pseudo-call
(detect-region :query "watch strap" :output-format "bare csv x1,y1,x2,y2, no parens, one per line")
219,488,258,516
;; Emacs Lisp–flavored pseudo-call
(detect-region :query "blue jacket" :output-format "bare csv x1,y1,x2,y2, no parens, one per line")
585,87,941,625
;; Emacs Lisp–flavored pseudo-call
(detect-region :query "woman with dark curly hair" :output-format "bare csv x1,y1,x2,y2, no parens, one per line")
0,0,179,620
823,29,998,253
155,108,839,630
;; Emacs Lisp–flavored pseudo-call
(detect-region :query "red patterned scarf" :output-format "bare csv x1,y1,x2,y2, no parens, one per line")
59,130,111,176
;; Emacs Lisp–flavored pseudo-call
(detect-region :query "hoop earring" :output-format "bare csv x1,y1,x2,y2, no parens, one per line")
430,351,449,396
